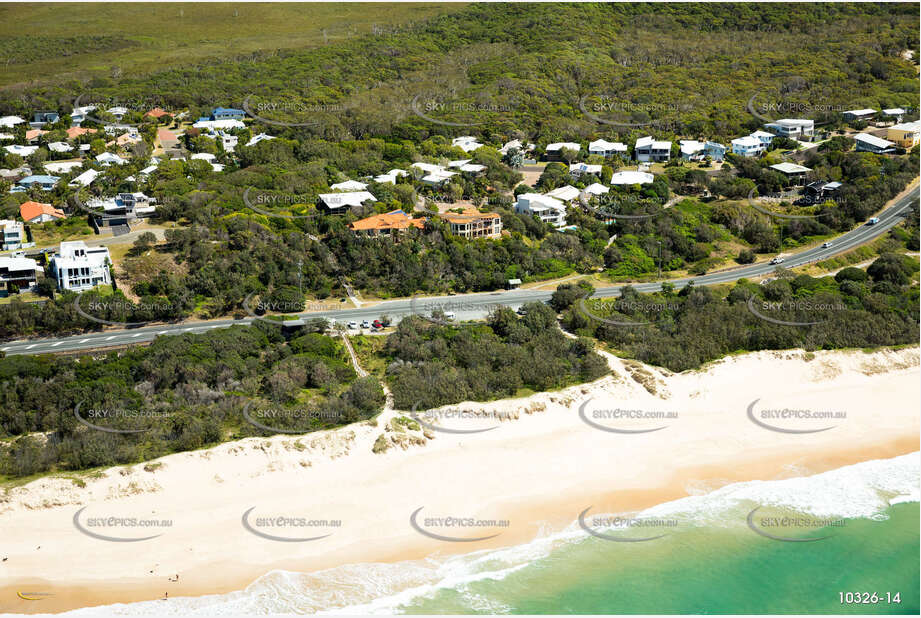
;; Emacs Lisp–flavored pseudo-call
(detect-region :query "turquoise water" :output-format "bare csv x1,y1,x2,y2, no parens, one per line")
400,503,919,615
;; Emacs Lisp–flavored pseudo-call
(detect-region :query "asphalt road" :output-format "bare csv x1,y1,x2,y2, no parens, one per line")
2,187,916,357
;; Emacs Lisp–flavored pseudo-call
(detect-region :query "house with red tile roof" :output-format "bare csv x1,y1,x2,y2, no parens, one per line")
19,200,65,224
348,210,425,237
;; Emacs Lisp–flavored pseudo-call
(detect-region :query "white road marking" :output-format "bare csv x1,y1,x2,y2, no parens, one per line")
26,344,37,350
105,336,116,341
51,342,62,347
79,339,90,343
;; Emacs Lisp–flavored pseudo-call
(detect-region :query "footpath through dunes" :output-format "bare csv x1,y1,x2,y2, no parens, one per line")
0,346,918,614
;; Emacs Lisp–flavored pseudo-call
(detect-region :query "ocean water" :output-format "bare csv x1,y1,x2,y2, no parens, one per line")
66,453,920,616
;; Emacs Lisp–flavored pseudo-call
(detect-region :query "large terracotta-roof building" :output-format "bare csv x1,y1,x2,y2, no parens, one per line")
20,200,65,224
441,208,503,239
348,209,425,237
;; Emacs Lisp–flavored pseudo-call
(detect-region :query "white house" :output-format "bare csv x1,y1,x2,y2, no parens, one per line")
750,130,776,147
499,139,534,155
0,254,41,294
731,135,765,157
330,179,369,191
882,108,906,123
854,133,895,154
451,136,483,153
569,162,603,178
844,109,876,122
679,140,706,160
768,162,812,184
48,141,74,153
192,118,245,132
588,139,628,158
190,152,217,162
373,169,409,184
763,119,814,139
246,133,276,147
96,152,128,166
0,116,26,128
545,142,581,159
583,183,610,196
44,161,83,174
610,170,654,185
318,191,377,213
515,193,567,227
70,106,97,125
546,185,581,202
69,169,101,188
634,136,671,162
4,144,38,157
1,219,30,250
50,241,112,291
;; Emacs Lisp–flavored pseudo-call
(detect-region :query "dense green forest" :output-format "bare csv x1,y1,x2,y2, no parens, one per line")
558,253,920,372
383,302,609,409
0,323,384,478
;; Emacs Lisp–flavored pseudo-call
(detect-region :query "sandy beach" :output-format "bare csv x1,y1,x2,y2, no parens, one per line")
1,346,918,615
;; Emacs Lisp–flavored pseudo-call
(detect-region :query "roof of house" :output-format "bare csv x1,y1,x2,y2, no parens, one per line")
890,120,921,132
318,191,377,208
610,170,654,185
349,209,425,232
731,135,762,147
66,126,97,139
883,108,906,115
589,139,627,151
749,130,776,139
546,185,581,201
331,180,368,191
569,162,603,174
441,208,501,224
17,174,60,185
146,107,169,118
679,140,706,155
769,162,812,174
845,108,877,116
517,193,566,210
20,200,65,222
25,129,48,140
583,182,610,195
768,118,814,127
635,136,671,150
854,133,895,149
0,255,38,272
545,142,581,152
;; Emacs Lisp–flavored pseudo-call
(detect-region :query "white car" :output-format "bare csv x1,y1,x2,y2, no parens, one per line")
347,321,358,330
443,311,456,321
360,320,371,329
822,241,833,248
769,257,785,265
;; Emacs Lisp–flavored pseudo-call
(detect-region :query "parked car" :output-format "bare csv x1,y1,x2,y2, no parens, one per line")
360,320,371,329
443,311,456,320
769,256,785,265
347,321,358,329
372,319,383,329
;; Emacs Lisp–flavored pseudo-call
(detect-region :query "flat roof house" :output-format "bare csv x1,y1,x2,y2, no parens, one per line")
844,108,877,122
441,208,503,239
32,111,59,126
764,119,814,139
731,135,765,157
769,162,812,185
887,121,921,149
0,219,31,250
854,133,896,154
610,170,654,185
588,139,628,158
348,209,425,238
882,108,906,123
634,136,671,162
515,193,567,228
0,254,40,295
50,240,112,291
317,191,377,214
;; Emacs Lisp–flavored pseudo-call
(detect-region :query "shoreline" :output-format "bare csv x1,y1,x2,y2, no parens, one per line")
1,346,918,615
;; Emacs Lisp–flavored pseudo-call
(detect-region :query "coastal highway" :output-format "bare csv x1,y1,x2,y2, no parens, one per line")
1,187,917,357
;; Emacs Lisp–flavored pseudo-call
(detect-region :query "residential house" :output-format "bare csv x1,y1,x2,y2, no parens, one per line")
804,181,842,202
69,169,101,188
763,119,814,139
107,106,129,120
583,183,610,196
515,193,567,227
499,139,535,156
441,208,502,239
546,185,580,202
145,108,170,120
769,162,812,185
220,133,239,152
25,129,48,143
634,136,671,162
411,162,457,187
731,135,765,157
447,160,487,175
704,141,727,161
50,241,112,291
4,144,38,158
750,130,776,147
679,140,706,161
588,139,628,158
882,108,906,124
610,170,654,185
887,121,921,149
65,126,97,140
0,115,26,128
246,132,276,147
854,133,895,154
844,108,877,122
69,106,96,125
14,174,60,192
373,169,409,184
32,111,59,126
210,107,246,121
330,180,369,191
86,192,157,228
193,118,245,132
96,152,128,166
115,132,143,148
317,191,377,214
20,200,65,224
44,161,83,175
348,209,425,238
569,162,603,178
0,253,40,294
0,219,31,250
451,136,483,153
544,142,581,160
48,141,74,153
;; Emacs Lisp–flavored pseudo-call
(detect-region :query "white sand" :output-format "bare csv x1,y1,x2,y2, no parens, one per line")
1,346,918,613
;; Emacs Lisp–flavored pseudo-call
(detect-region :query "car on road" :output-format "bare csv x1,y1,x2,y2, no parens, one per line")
867,217,880,225
347,321,358,329
769,256,785,265
822,241,833,248
360,320,371,329
443,311,456,321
